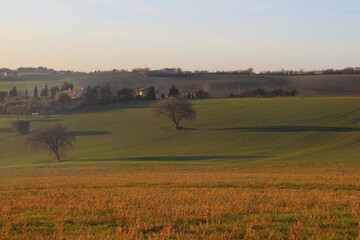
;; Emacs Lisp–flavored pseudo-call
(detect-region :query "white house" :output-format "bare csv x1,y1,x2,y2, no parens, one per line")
162,68,177,74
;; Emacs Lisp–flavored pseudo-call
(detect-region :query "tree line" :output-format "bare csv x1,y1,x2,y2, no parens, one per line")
259,67,360,76
229,88,297,98
0,81,208,116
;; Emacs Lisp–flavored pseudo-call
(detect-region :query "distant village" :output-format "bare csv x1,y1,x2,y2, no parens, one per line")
0,76,210,116
0,65,359,116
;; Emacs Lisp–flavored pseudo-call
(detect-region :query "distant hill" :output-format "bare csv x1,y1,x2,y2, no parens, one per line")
1,72,360,97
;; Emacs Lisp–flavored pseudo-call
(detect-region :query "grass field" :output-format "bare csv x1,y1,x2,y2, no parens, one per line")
0,97,359,168
0,164,359,239
0,97,359,239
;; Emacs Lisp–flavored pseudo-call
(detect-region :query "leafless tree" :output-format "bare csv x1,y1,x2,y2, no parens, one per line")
152,97,196,130
27,124,76,161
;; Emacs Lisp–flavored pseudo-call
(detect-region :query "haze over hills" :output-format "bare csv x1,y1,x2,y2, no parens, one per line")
1,67,360,97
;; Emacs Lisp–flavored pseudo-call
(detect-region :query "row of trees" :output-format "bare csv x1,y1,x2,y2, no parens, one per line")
1,81,208,115
0,82,76,115
259,67,360,76
229,88,297,98
134,67,360,76
0,81,74,102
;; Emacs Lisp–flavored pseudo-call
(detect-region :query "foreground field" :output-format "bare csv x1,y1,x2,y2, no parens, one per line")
0,163,359,239
0,98,359,168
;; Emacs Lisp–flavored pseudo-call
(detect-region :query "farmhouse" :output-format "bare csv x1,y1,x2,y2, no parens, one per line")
162,68,177,74
136,87,161,100
62,87,85,99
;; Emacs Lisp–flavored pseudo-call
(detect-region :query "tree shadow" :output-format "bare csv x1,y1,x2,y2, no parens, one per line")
214,126,360,132
71,101,153,115
181,128,198,131
78,155,269,162
30,119,61,123
0,128,12,133
70,131,112,136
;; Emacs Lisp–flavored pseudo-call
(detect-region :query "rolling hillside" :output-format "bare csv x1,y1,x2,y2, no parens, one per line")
0,97,359,169
1,72,360,97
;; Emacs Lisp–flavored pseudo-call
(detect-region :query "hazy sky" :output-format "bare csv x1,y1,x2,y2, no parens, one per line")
1,0,359,72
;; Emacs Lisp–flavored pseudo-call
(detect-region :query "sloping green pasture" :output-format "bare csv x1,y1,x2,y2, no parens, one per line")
0,97,359,168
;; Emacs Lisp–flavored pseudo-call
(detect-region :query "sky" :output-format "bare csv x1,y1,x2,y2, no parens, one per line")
1,0,359,72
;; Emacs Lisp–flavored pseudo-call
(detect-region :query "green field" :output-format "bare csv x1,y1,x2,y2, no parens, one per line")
0,97,359,169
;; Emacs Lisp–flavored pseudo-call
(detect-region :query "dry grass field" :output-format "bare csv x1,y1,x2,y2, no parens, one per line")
0,163,359,239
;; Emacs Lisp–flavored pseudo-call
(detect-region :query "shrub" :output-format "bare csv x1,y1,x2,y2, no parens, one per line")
11,120,30,135
117,88,134,101
61,81,74,91
55,92,72,110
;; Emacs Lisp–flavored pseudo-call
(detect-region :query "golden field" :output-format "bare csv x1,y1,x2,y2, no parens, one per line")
0,163,359,239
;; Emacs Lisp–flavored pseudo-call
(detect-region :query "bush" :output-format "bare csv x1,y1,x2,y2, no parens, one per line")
242,88,265,97
11,120,30,135
55,92,72,110
117,88,134,101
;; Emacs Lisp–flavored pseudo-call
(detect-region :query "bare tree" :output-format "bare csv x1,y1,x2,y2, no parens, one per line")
152,97,196,130
27,124,76,161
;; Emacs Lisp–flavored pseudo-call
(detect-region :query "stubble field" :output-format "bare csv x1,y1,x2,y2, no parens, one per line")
0,163,359,239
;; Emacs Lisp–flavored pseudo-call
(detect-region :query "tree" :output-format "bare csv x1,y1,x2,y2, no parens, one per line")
11,120,30,135
81,85,98,106
34,85,38,97
40,84,49,97
55,92,72,110
168,84,179,97
61,81,74,91
117,87,134,101
195,89,208,99
144,86,157,100
27,124,76,161
9,86,18,97
136,68,150,77
0,91,7,102
96,83,112,104
152,97,196,129
50,86,60,98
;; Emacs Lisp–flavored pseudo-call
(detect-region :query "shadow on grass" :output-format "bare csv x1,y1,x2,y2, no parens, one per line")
0,128,12,133
70,101,153,115
70,131,112,136
181,128,198,131
30,119,61,123
78,155,268,162
214,126,360,132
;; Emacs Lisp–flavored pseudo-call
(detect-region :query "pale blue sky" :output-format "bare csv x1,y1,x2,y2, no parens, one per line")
1,0,359,72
